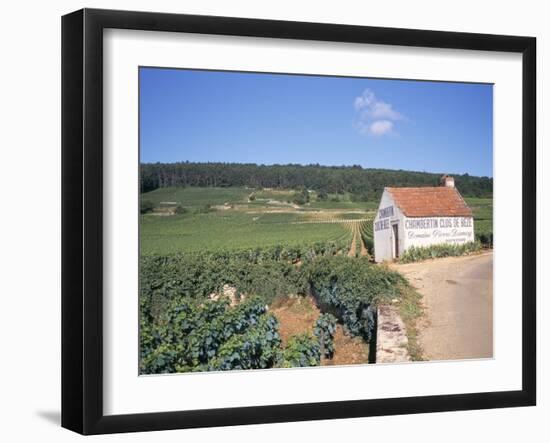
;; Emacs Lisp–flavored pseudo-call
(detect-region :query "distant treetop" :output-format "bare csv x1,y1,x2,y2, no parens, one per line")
140,162,492,200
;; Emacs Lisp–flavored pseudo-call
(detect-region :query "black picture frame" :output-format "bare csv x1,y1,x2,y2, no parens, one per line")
61,8,537,435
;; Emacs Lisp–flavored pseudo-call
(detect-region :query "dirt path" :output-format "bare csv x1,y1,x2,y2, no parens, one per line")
347,226,357,257
270,296,369,366
347,221,369,257
271,296,319,346
391,252,493,361
359,232,369,257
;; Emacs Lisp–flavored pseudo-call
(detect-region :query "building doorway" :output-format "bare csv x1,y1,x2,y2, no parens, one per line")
392,223,399,259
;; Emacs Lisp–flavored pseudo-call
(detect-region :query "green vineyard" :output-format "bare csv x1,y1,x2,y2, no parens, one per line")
139,250,407,374
139,186,490,373
140,211,359,256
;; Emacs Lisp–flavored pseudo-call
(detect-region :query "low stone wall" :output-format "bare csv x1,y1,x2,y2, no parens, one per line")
376,304,411,363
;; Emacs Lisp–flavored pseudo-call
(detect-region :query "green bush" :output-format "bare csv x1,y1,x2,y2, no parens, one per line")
292,187,310,205
399,241,482,263
140,296,230,373
314,313,337,359
304,256,405,341
279,333,321,367
350,192,369,202
139,241,355,323
140,295,277,374
174,205,188,214
139,250,413,374
140,200,154,214
475,232,493,248
208,314,281,371
316,190,328,201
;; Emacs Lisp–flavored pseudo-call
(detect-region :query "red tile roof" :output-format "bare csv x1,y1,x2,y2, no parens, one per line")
386,187,473,217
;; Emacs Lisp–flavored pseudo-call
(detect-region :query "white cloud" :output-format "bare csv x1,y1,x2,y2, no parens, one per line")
369,120,394,136
354,89,375,111
353,89,404,136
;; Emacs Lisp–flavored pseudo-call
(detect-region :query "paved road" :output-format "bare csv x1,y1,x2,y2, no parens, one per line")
393,252,493,361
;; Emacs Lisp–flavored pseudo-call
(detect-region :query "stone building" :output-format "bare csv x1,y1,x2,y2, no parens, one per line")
373,175,474,262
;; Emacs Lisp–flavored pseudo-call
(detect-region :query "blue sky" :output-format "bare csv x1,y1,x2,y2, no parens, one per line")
140,68,493,177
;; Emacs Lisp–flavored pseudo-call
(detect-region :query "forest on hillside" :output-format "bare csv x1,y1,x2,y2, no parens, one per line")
140,162,492,200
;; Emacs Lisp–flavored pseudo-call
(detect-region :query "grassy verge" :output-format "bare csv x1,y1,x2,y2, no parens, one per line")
398,241,482,264
396,283,425,361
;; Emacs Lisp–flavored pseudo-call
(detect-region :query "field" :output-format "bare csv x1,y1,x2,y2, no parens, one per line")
140,189,493,256
464,197,493,245
142,186,251,208
140,187,375,256
141,212,355,254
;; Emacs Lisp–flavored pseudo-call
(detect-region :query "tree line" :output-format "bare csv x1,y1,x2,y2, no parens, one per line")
140,162,492,201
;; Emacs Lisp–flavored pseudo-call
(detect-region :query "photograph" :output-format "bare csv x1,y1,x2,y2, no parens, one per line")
138,67,494,374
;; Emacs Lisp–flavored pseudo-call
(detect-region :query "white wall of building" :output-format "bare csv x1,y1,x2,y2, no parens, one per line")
373,190,406,262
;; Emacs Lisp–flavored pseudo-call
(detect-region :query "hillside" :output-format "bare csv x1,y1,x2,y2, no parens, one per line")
140,162,493,200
